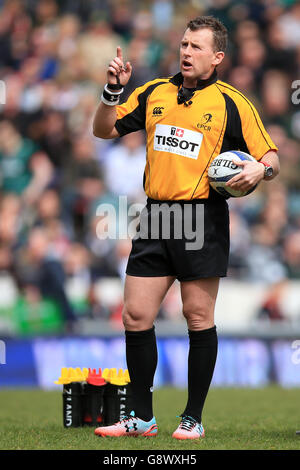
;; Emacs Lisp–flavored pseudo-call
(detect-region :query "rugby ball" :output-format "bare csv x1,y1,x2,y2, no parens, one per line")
208,150,257,198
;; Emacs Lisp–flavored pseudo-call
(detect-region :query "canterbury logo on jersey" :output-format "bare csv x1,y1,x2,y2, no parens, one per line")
154,124,203,159
152,106,164,115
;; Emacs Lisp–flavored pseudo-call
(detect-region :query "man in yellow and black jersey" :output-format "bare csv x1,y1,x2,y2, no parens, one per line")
93,16,280,440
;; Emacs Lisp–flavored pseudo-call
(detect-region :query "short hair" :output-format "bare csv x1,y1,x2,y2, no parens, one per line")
186,16,228,52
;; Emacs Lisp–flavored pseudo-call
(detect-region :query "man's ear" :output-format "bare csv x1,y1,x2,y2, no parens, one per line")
213,51,225,66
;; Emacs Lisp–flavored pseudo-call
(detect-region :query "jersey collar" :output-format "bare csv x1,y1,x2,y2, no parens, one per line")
170,69,218,90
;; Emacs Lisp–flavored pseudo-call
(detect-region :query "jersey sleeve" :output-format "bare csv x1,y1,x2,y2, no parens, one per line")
115,86,146,136
233,93,278,160
115,78,169,137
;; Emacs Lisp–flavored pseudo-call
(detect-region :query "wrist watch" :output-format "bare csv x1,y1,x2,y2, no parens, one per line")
260,161,273,179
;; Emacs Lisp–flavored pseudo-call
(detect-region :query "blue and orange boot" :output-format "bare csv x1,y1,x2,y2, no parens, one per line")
95,411,158,437
172,415,205,440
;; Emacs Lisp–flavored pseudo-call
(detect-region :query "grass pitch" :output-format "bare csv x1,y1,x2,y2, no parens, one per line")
0,386,299,450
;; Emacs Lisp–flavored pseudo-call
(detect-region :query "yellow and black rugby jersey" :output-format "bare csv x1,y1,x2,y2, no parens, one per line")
115,70,278,201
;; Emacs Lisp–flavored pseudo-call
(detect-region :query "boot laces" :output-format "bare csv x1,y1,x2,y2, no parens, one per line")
118,411,136,424
179,415,198,431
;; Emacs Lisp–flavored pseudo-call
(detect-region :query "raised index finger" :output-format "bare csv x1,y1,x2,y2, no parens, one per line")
117,46,123,60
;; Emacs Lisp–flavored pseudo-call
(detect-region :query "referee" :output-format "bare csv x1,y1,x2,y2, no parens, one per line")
93,16,280,440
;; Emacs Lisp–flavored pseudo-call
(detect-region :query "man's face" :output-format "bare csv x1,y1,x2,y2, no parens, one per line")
180,28,224,86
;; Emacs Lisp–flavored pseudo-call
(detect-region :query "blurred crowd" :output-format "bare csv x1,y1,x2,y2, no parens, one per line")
0,0,299,329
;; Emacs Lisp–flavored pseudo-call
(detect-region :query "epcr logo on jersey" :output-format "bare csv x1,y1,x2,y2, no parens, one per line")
291,340,300,365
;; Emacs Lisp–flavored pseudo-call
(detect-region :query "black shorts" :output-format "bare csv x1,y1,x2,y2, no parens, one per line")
126,198,230,281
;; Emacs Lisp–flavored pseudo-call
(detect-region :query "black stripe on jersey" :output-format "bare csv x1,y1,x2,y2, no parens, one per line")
217,83,272,150
115,81,167,136
220,92,250,154
143,159,150,193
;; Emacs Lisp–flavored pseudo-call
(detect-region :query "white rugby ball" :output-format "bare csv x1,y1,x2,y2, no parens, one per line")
208,150,257,198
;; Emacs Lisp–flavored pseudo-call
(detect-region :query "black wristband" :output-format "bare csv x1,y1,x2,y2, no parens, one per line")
107,83,124,91
102,88,120,103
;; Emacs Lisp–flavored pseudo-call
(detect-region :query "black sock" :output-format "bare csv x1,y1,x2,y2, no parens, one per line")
182,326,218,423
125,326,157,421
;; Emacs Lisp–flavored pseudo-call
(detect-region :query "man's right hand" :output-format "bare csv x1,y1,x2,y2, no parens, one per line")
107,46,132,86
